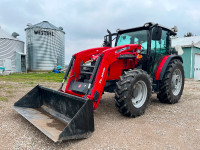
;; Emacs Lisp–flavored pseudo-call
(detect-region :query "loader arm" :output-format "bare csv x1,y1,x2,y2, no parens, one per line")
89,44,141,109
65,44,141,109
65,47,110,96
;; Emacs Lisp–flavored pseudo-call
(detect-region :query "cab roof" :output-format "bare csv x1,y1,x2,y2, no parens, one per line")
118,22,176,36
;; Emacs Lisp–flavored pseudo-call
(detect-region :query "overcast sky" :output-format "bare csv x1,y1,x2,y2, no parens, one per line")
1,0,200,64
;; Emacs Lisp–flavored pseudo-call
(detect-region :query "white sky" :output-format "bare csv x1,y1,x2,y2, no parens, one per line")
1,0,200,64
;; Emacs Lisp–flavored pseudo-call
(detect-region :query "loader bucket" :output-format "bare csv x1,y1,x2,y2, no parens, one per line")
13,85,94,142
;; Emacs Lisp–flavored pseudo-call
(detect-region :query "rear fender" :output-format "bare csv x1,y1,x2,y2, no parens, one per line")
154,55,183,80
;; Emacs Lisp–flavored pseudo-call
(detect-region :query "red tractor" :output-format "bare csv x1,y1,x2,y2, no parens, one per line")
14,22,184,142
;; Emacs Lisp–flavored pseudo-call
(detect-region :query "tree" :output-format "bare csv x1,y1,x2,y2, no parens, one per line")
184,32,194,37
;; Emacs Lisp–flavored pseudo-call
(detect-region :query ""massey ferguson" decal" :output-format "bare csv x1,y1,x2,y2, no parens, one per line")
99,67,105,84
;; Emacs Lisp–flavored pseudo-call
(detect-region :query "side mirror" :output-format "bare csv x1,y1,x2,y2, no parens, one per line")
152,27,162,41
103,29,112,47
107,29,112,46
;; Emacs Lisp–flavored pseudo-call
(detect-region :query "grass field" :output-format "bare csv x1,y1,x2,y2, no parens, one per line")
0,72,64,82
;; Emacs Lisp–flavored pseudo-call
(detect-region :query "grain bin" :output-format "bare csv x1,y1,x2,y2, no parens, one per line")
0,26,25,72
25,21,65,71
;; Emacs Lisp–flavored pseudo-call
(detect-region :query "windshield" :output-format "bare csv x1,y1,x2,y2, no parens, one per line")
117,30,148,52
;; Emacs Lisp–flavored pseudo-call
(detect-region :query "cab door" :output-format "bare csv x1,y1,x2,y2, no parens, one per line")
150,29,170,75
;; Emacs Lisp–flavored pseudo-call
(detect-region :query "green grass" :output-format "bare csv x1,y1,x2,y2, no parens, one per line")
0,85,14,89
6,90,13,94
0,96,8,102
0,72,64,83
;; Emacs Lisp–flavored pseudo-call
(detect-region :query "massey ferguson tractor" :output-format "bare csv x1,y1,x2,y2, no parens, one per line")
14,22,184,142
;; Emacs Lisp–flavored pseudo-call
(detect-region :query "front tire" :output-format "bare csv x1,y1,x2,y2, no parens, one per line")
157,59,184,104
115,69,152,117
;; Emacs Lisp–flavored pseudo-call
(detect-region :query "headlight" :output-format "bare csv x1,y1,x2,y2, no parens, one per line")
136,49,141,53
115,46,130,53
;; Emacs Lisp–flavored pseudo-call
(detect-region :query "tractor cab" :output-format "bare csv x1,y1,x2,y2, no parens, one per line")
103,22,177,75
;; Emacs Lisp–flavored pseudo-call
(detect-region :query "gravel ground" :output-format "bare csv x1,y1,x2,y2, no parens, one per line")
0,79,200,150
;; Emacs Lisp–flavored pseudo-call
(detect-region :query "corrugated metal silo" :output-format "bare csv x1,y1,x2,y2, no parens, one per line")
25,21,65,71
0,27,25,72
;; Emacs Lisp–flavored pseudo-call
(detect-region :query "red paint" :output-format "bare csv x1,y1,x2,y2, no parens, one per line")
155,55,170,80
64,44,142,110
65,47,109,93
91,55,99,61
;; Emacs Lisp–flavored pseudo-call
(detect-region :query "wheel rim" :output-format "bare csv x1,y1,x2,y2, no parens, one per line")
131,80,147,108
171,69,182,96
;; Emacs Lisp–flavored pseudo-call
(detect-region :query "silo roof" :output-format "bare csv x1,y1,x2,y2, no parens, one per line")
0,27,23,42
25,21,65,33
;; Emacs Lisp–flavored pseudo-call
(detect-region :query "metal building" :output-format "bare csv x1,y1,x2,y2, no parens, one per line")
0,27,26,72
172,36,200,80
25,21,65,71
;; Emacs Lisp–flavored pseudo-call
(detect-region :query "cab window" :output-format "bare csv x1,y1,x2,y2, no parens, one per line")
117,30,148,53
151,30,169,54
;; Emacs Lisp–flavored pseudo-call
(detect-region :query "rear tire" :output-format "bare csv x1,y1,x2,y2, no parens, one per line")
157,59,184,104
115,69,152,117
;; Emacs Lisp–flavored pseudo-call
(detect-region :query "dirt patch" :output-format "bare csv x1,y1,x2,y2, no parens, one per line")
0,79,199,149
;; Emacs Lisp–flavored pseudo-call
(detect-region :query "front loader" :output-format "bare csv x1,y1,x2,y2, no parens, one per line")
14,22,184,142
